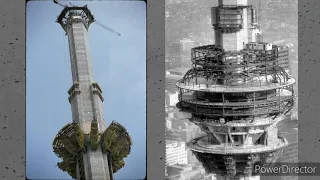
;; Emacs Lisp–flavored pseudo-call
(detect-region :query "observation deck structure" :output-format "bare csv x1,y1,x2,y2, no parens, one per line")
176,0,295,179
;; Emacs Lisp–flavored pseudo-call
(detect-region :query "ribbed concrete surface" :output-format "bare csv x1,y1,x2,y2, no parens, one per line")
65,16,111,180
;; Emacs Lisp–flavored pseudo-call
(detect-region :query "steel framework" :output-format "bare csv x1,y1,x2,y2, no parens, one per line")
175,0,295,179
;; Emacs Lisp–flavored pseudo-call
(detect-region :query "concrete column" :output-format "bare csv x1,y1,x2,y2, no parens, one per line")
215,0,249,51
61,11,112,180
215,29,224,49
238,7,249,50
82,145,112,180
66,21,107,134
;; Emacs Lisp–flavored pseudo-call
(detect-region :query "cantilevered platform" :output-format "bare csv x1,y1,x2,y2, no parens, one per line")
176,77,295,93
187,136,288,155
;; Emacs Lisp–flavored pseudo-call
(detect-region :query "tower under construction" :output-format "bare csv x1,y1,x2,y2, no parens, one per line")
176,0,295,179
51,3,132,180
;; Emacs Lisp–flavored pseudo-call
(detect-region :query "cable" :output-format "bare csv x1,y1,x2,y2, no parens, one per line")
94,20,122,36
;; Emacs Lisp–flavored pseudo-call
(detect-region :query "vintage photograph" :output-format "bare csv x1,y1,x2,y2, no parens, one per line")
26,1,146,179
165,0,298,179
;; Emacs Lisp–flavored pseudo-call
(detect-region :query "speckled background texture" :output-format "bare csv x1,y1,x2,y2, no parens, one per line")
147,0,165,179
0,0,25,179
298,0,320,179
2,0,320,179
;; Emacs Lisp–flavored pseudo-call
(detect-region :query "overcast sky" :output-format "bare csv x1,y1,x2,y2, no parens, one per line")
26,1,146,179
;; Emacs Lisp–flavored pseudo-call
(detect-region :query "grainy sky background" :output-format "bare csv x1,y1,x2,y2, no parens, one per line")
26,1,146,179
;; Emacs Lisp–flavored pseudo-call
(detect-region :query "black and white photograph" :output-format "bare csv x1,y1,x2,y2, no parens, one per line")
165,0,298,179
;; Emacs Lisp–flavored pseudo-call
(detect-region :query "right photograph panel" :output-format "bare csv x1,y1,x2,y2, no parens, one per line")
165,0,298,179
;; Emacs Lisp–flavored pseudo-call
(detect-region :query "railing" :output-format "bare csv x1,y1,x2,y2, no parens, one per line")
192,44,286,54
176,77,295,91
201,119,276,127
181,69,288,83
190,115,283,127
180,67,290,84
187,137,288,154
178,94,293,109
177,101,293,116
192,57,281,68
191,45,288,67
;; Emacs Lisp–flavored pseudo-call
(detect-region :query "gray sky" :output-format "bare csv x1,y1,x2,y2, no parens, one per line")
26,1,146,179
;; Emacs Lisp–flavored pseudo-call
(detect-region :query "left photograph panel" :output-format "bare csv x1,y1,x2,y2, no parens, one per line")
26,1,146,179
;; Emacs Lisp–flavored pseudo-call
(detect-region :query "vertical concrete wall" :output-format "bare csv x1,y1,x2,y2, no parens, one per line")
222,0,237,5
91,88,107,133
238,7,248,50
67,21,106,134
215,29,224,48
267,126,279,145
218,0,247,7
235,0,248,51
222,34,237,51
215,0,251,51
65,18,110,180
83,146,111,180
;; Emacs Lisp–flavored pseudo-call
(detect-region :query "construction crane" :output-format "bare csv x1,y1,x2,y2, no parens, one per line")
53,0,122,36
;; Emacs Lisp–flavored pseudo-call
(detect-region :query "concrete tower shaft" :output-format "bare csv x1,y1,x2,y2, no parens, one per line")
54,6,112,180
64,10,111,180
66,18,107,134
59,7,107,134
212,0,259,51
52,5,131,180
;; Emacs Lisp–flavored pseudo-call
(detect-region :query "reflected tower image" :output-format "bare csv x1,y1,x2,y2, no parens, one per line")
176,0,295,179
51,2,132,180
